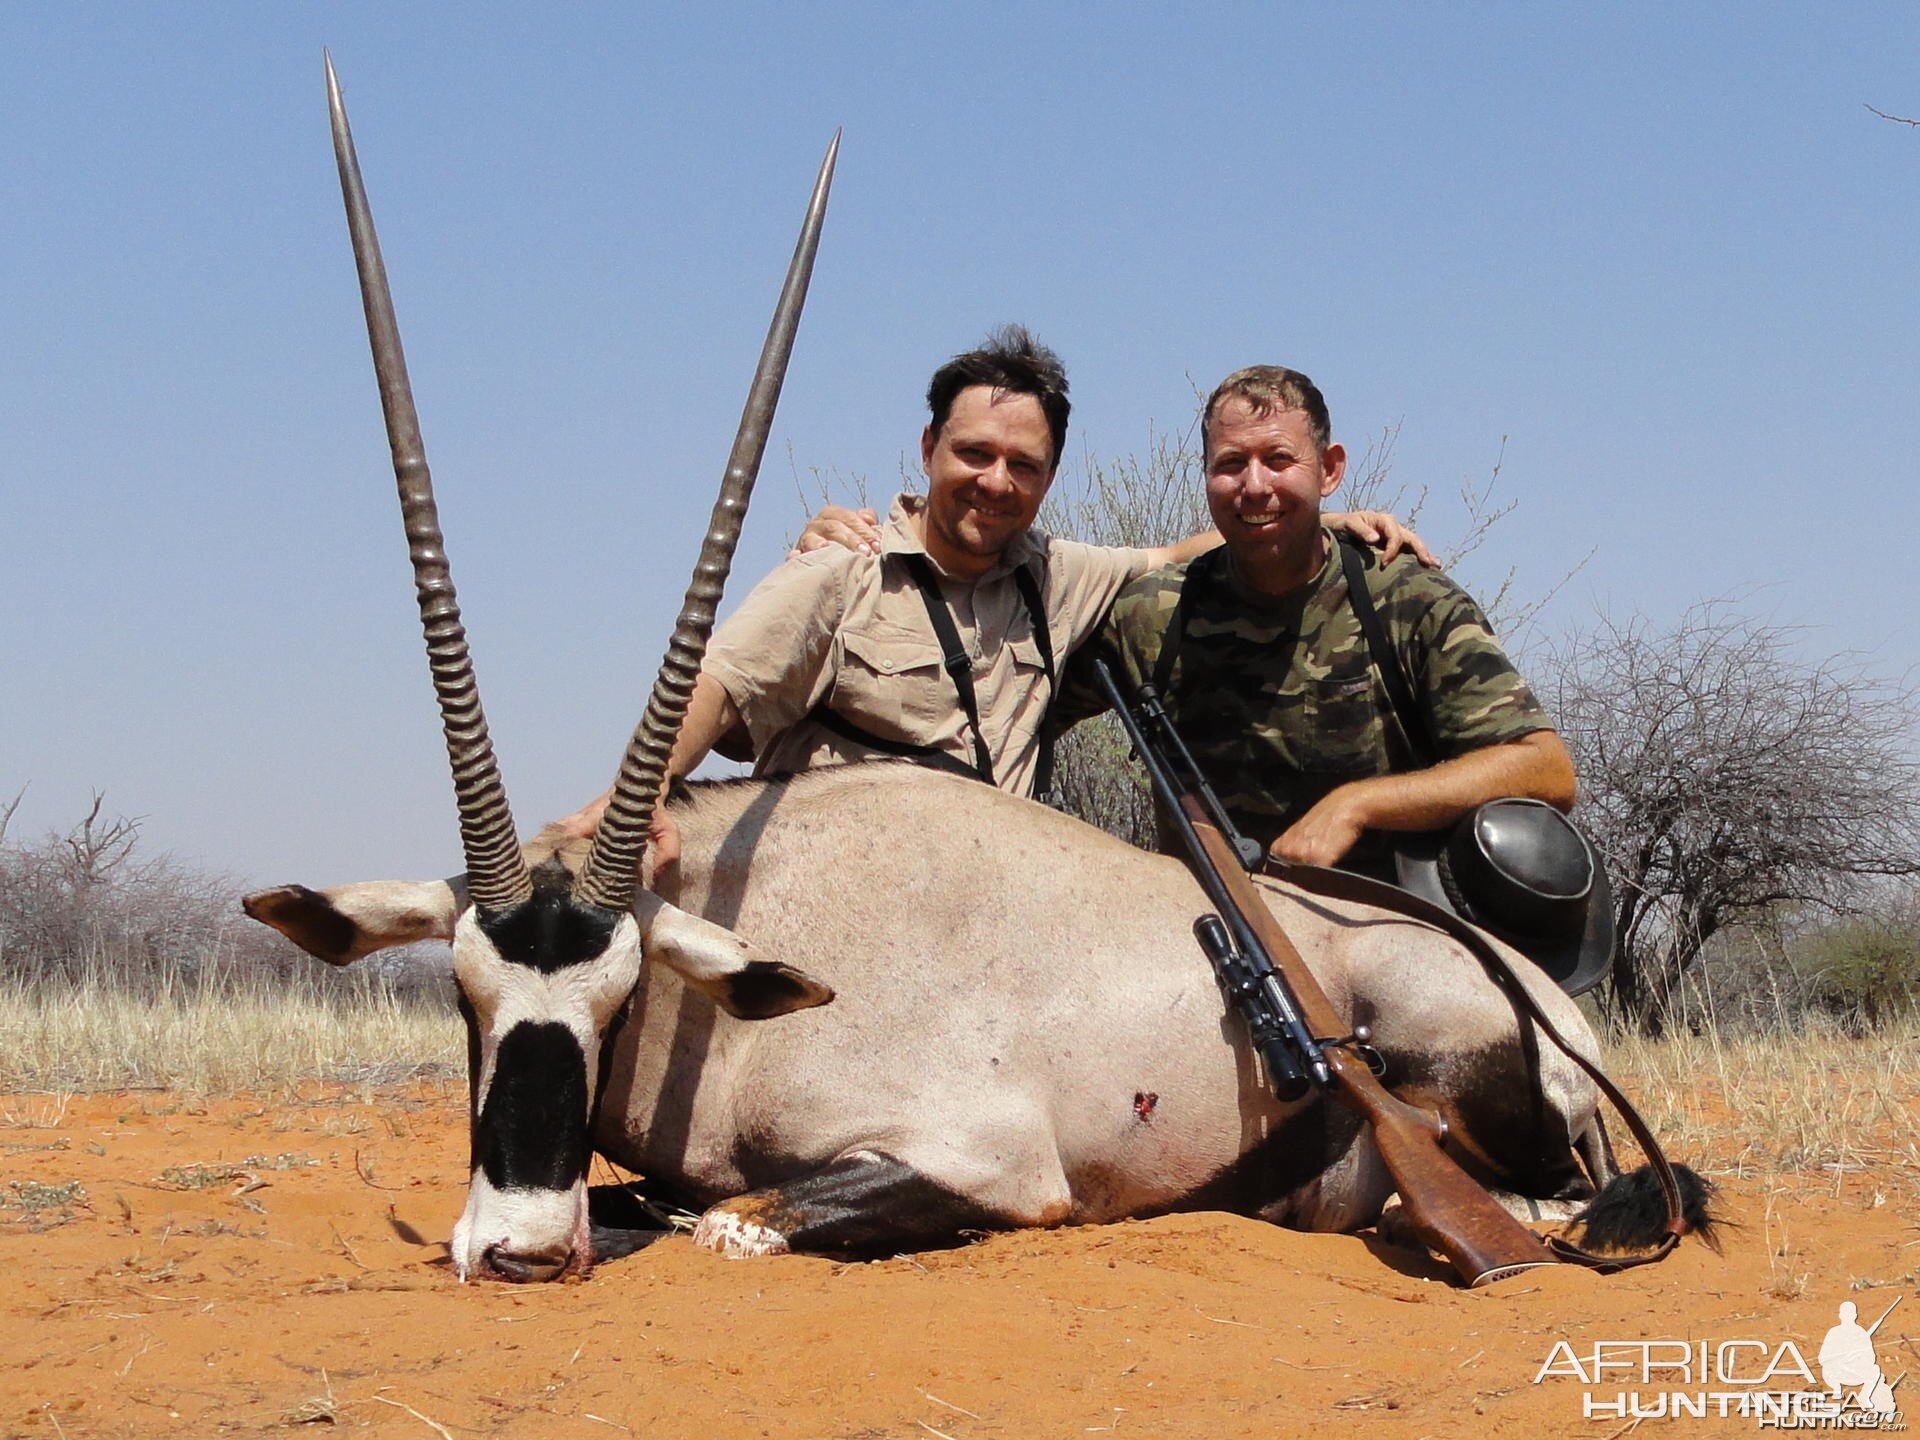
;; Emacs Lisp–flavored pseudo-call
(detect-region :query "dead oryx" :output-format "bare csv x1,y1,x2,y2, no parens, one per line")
246,59,1706,1285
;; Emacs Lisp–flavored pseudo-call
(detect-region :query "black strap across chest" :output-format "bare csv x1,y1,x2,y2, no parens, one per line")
1334,535,1437,765
806,551,1056,791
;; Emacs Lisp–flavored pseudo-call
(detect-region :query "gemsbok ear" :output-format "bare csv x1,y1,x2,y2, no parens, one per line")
635,895,834,1020
243,880,458,965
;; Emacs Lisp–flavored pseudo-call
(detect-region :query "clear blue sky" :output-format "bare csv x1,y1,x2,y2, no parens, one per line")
4,4,1915,885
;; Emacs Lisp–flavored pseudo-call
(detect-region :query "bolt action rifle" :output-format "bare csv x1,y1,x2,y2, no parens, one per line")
1092,657,1563,1287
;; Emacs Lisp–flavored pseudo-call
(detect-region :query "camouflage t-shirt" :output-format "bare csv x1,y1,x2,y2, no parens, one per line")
1054,531,1553,873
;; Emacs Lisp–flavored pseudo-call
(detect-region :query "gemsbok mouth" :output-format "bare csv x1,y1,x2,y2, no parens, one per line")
468,1191,599,1283
479,1242,576,1284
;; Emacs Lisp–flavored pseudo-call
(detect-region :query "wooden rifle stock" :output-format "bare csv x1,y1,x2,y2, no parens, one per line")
1180,797,1557,1287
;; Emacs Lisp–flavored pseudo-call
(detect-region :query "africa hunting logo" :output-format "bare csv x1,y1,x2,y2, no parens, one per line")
1532,1295,1906,1428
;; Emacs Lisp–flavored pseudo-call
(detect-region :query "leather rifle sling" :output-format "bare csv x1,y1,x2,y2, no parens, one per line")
1270,858,1689,1269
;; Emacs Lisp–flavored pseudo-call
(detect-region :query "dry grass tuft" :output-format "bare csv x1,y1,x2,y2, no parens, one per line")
0,962,460,1094
155,1153,318,1189
1605,1022,1920,1188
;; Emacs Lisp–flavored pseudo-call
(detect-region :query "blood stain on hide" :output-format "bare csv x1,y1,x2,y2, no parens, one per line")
1133,1091,1158,1123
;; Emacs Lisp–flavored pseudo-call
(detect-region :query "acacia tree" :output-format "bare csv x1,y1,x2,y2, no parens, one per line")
1543,602,1920,1033
1793,897,1920,1035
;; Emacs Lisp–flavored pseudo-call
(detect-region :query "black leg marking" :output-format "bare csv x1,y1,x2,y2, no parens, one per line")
1158,1099,1364,1224
1575,1114,1620,1190
699,1153,1017,1258
1382,1042,1592,1201
585,1179,695,1266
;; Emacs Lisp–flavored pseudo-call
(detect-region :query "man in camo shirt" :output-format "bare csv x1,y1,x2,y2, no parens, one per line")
1056,365,1575,881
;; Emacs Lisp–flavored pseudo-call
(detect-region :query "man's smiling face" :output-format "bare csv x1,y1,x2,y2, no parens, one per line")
1203,398,1346,587
919,385,1056,576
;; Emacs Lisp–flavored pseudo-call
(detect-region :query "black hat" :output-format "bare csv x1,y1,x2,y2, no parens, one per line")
1393,799,1614,997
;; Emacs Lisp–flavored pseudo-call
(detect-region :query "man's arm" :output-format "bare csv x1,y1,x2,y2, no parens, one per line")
790,505,1438,567
1269,730,1576,868
545,552,848,869
1141,511,1436,569
543,673,742,870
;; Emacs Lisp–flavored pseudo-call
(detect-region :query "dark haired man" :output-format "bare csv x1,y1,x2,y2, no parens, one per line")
1056,364,1574,878
559,336,1425,864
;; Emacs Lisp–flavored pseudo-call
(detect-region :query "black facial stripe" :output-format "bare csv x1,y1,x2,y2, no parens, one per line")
474,1021,591,1192
476,873,621,974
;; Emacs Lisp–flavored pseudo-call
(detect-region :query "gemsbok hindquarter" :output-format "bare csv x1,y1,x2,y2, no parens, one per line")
246,58,1703,1285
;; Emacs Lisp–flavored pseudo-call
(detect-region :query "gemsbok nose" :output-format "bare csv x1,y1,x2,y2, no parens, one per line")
480,1242,573,1284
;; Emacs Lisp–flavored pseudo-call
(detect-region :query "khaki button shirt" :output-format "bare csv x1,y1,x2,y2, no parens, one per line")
702,494,1154,797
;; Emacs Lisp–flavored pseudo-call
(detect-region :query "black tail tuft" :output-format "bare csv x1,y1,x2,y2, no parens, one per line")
1573,1164,1722,1254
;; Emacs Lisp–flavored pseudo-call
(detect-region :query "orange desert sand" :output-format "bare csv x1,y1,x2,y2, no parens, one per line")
2,1084,1914,1439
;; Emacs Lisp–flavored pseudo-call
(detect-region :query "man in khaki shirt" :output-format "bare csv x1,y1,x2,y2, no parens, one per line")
561,327,1424,862
703,487,1150,797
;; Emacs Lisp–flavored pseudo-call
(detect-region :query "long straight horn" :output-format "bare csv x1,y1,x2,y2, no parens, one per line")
325,52,532,915
574,131,841,912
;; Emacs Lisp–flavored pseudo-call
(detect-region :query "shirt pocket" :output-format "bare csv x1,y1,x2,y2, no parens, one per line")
1007,634,1049,678
834,625,953,740
1295,663,1385,776
999,634,1053,741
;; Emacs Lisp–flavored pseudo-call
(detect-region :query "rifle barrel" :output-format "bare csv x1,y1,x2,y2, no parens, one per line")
1094,660,1325,1093
1867,1296,1902,1336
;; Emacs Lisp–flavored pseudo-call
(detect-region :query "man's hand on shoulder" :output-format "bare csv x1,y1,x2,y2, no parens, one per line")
1150,510,1437,569
547,793,609,843
647,807,682,875
536,790,681,877
1325,510,1438,568
791,504,882,559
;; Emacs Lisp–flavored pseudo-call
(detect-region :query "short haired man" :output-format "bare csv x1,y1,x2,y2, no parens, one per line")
560,336,1426,864
1056,365,1574,879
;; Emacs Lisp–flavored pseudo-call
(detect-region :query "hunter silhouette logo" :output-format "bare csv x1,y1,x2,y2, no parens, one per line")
1820,1299,1902,1419
1532,1292,1907,1427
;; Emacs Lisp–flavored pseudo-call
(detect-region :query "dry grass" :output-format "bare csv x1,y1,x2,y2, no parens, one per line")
0,964,460,1094
1606,1022,1920,1189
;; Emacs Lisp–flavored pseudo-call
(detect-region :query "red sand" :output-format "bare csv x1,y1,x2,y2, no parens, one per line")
2,1086,1913,1439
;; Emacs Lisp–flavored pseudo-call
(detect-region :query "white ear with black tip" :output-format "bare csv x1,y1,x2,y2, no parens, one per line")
632,893,833,1020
